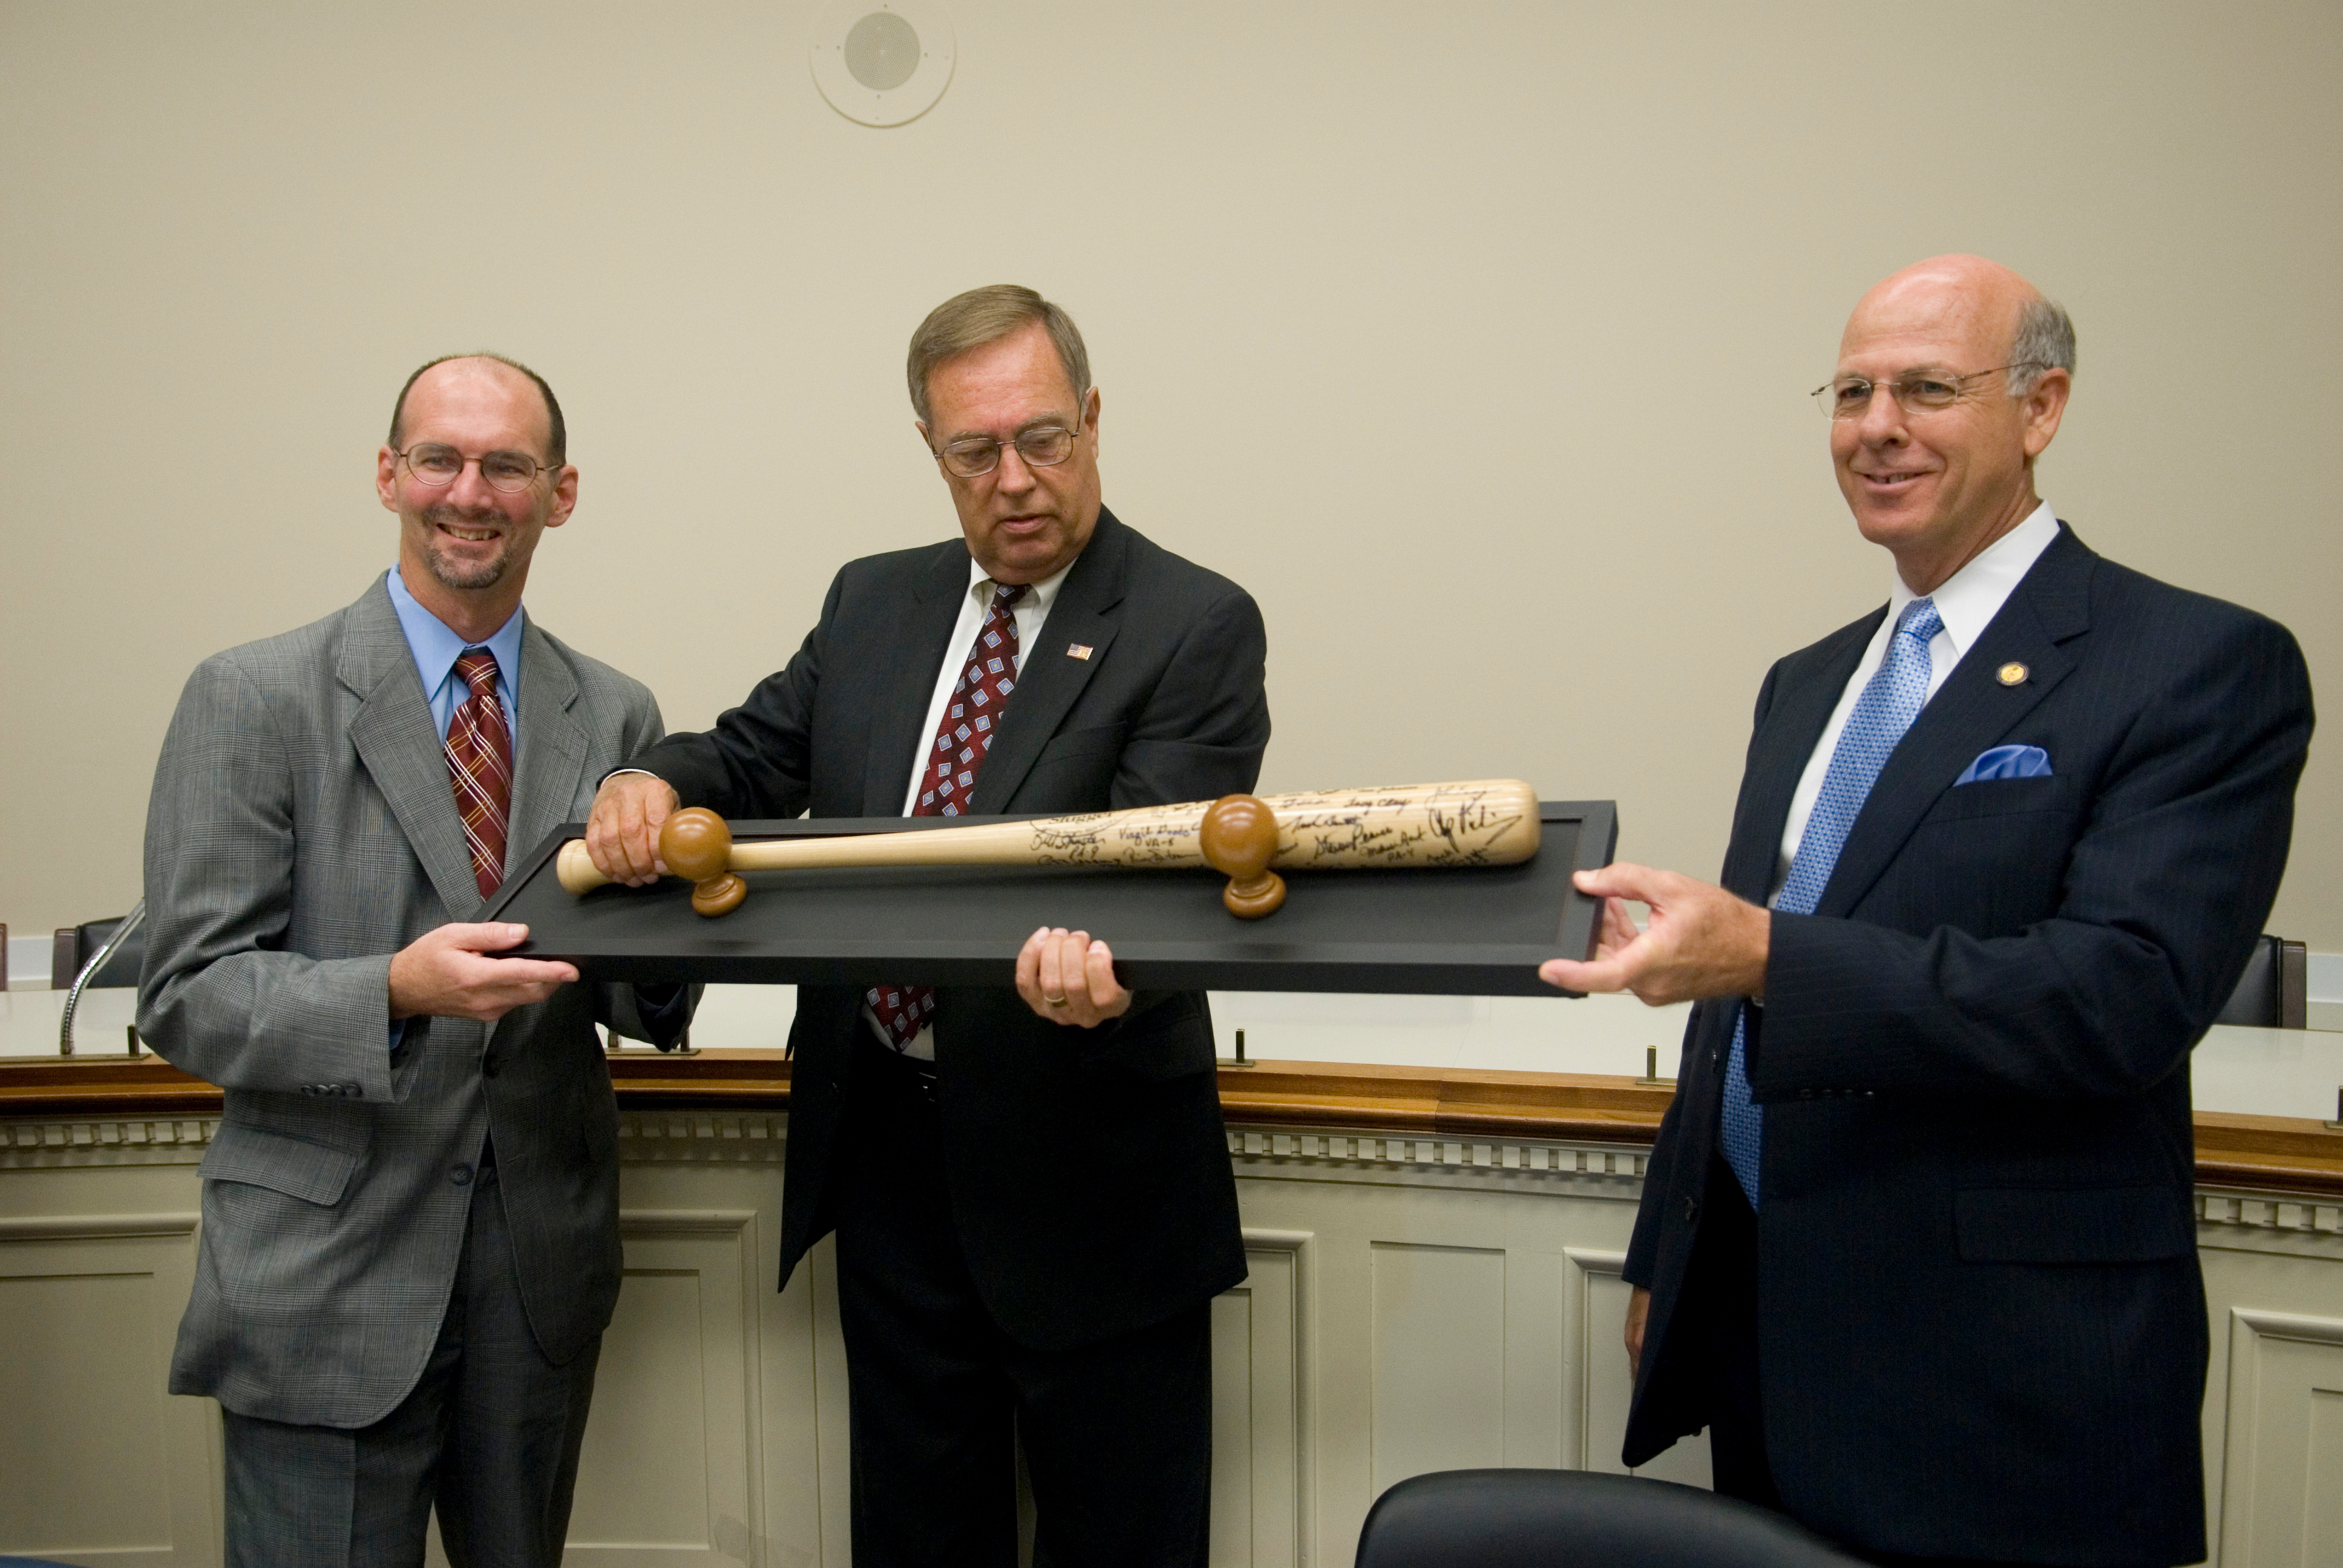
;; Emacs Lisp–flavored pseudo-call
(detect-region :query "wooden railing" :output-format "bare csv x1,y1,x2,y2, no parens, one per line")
4,1051,2337,1197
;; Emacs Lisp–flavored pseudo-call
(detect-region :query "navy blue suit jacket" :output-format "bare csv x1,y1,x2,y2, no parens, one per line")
1622,524,2313,1564
623,508,1270,1351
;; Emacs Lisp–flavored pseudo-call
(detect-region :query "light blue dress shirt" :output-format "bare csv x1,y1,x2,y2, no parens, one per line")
378,565,690,1055
384,565,523,751
382,565,524,1053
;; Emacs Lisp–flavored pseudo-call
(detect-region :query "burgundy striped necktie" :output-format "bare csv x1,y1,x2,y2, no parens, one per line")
868,581,1027,1050
445,648,513,900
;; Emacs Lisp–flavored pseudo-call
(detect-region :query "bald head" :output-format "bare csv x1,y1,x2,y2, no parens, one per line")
1851,253,2033,340
389,353,565,466
1846,255,2074,396
1829,255,2075,594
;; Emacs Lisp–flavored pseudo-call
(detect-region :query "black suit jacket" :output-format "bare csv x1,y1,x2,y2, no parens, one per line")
1622,524,2313,1564
626,508,1270,1350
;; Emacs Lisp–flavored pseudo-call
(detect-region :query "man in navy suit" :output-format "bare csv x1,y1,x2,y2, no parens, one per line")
1544,255,2313,1567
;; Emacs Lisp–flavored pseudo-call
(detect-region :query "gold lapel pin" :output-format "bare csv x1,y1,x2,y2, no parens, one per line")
1067,643,1093,661
1997,661,2029,687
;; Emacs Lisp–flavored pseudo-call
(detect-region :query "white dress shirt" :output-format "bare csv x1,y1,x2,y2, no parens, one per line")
874,554,1076,1058
1770,501,2060,901
899,557,1075,814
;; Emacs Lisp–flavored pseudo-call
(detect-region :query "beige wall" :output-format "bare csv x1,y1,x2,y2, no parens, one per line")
3,0,2336,946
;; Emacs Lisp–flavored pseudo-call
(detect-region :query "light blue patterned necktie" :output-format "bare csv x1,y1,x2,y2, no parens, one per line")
1720,596,1942,1209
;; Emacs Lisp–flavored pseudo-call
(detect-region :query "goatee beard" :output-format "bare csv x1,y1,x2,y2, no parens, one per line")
420,505,512,591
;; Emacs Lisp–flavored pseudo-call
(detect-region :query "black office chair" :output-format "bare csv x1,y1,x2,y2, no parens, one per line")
2215,933,2307,1029
50,912,145,990
1354,1469,1870,1568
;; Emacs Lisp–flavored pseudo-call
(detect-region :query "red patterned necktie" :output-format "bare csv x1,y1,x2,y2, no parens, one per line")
445,648,513,900
869,581,1027,1050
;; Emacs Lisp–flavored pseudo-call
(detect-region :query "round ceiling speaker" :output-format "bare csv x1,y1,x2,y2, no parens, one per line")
811,0,955,127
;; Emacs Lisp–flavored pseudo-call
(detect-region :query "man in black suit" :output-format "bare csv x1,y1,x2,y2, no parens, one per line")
586,285,1268,1566
1543,255,2313,1567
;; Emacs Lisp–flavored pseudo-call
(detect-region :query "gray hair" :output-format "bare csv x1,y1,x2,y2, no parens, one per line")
906,284,1090,425
2008,295,2076,395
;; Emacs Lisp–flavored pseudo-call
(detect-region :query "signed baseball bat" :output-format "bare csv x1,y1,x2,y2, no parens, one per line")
557,778,1541,918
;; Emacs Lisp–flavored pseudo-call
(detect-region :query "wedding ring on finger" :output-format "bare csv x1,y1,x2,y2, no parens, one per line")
1043,993,1070,1007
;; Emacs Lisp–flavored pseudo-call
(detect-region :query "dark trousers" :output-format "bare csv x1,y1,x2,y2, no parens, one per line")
221,1164,601,1568
1682,1153,1781,1511
833,1035,1214,1568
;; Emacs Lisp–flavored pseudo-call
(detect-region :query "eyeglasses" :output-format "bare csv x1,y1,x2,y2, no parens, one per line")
393,443,559,492
1811,363,2043,420
932,425,1081,480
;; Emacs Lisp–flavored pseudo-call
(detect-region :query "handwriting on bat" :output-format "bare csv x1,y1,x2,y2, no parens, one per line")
1285,788,1529,867
1024,808,1209,867
1016,785,1529,869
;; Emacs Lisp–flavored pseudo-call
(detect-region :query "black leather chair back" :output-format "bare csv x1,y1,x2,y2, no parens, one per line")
2215,934,2307,1028
50,916,145,990
1354,1469,1870,1568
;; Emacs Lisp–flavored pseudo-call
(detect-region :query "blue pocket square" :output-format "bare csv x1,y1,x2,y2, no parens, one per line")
1955,744,2053,785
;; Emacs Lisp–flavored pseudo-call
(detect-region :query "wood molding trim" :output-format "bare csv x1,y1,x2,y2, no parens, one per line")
0,1212,200,1240
2226,1306,2343,1345
5,1052,2338,1197
1216,1060,1675,1143
0,1056,223,1119
2191,1111,2343,1198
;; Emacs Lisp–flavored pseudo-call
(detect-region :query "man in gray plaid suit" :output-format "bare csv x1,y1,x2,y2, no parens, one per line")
139,354,688,1566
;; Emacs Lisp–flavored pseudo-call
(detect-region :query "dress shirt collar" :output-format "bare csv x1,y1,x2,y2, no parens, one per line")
963,552,1074,611
1884,500,2059,660
385,564,525,708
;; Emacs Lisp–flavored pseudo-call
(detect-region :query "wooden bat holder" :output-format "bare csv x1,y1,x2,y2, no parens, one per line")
1199,794,1285,919
661,809,746,918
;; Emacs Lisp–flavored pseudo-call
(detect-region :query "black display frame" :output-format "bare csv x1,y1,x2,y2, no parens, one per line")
485,800,1617,997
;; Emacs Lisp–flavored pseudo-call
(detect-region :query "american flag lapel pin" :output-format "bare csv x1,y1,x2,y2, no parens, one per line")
1066,643,1093,661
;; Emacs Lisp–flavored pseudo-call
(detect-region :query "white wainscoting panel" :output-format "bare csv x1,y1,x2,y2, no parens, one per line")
6,1112,2342,1568
2194,1197,2343,1565
593,1133,829,1568
1210,1232,1311,1568
1562,1247,1711,1487
2217,1308,2343,1568
0,1213,220,1565
569,1211,763,1563
1368,1241,1509,1491
1227,1135,1653,1563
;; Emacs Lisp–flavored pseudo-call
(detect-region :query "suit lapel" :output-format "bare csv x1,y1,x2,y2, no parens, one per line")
1815,526,2093,919
506,621,586,874
340,580,487,919
1721,615,1879,902
969,509,1128,812
861,543,974,814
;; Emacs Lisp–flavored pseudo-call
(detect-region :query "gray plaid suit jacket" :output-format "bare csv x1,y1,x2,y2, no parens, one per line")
139,574,672,1428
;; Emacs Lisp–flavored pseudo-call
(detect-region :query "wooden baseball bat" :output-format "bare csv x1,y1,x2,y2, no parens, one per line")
557,779,1541,918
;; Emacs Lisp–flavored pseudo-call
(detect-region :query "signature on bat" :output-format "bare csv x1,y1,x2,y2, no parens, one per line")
1011,784,1532,870
1024,807,1210,867
1284,787,1528,867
